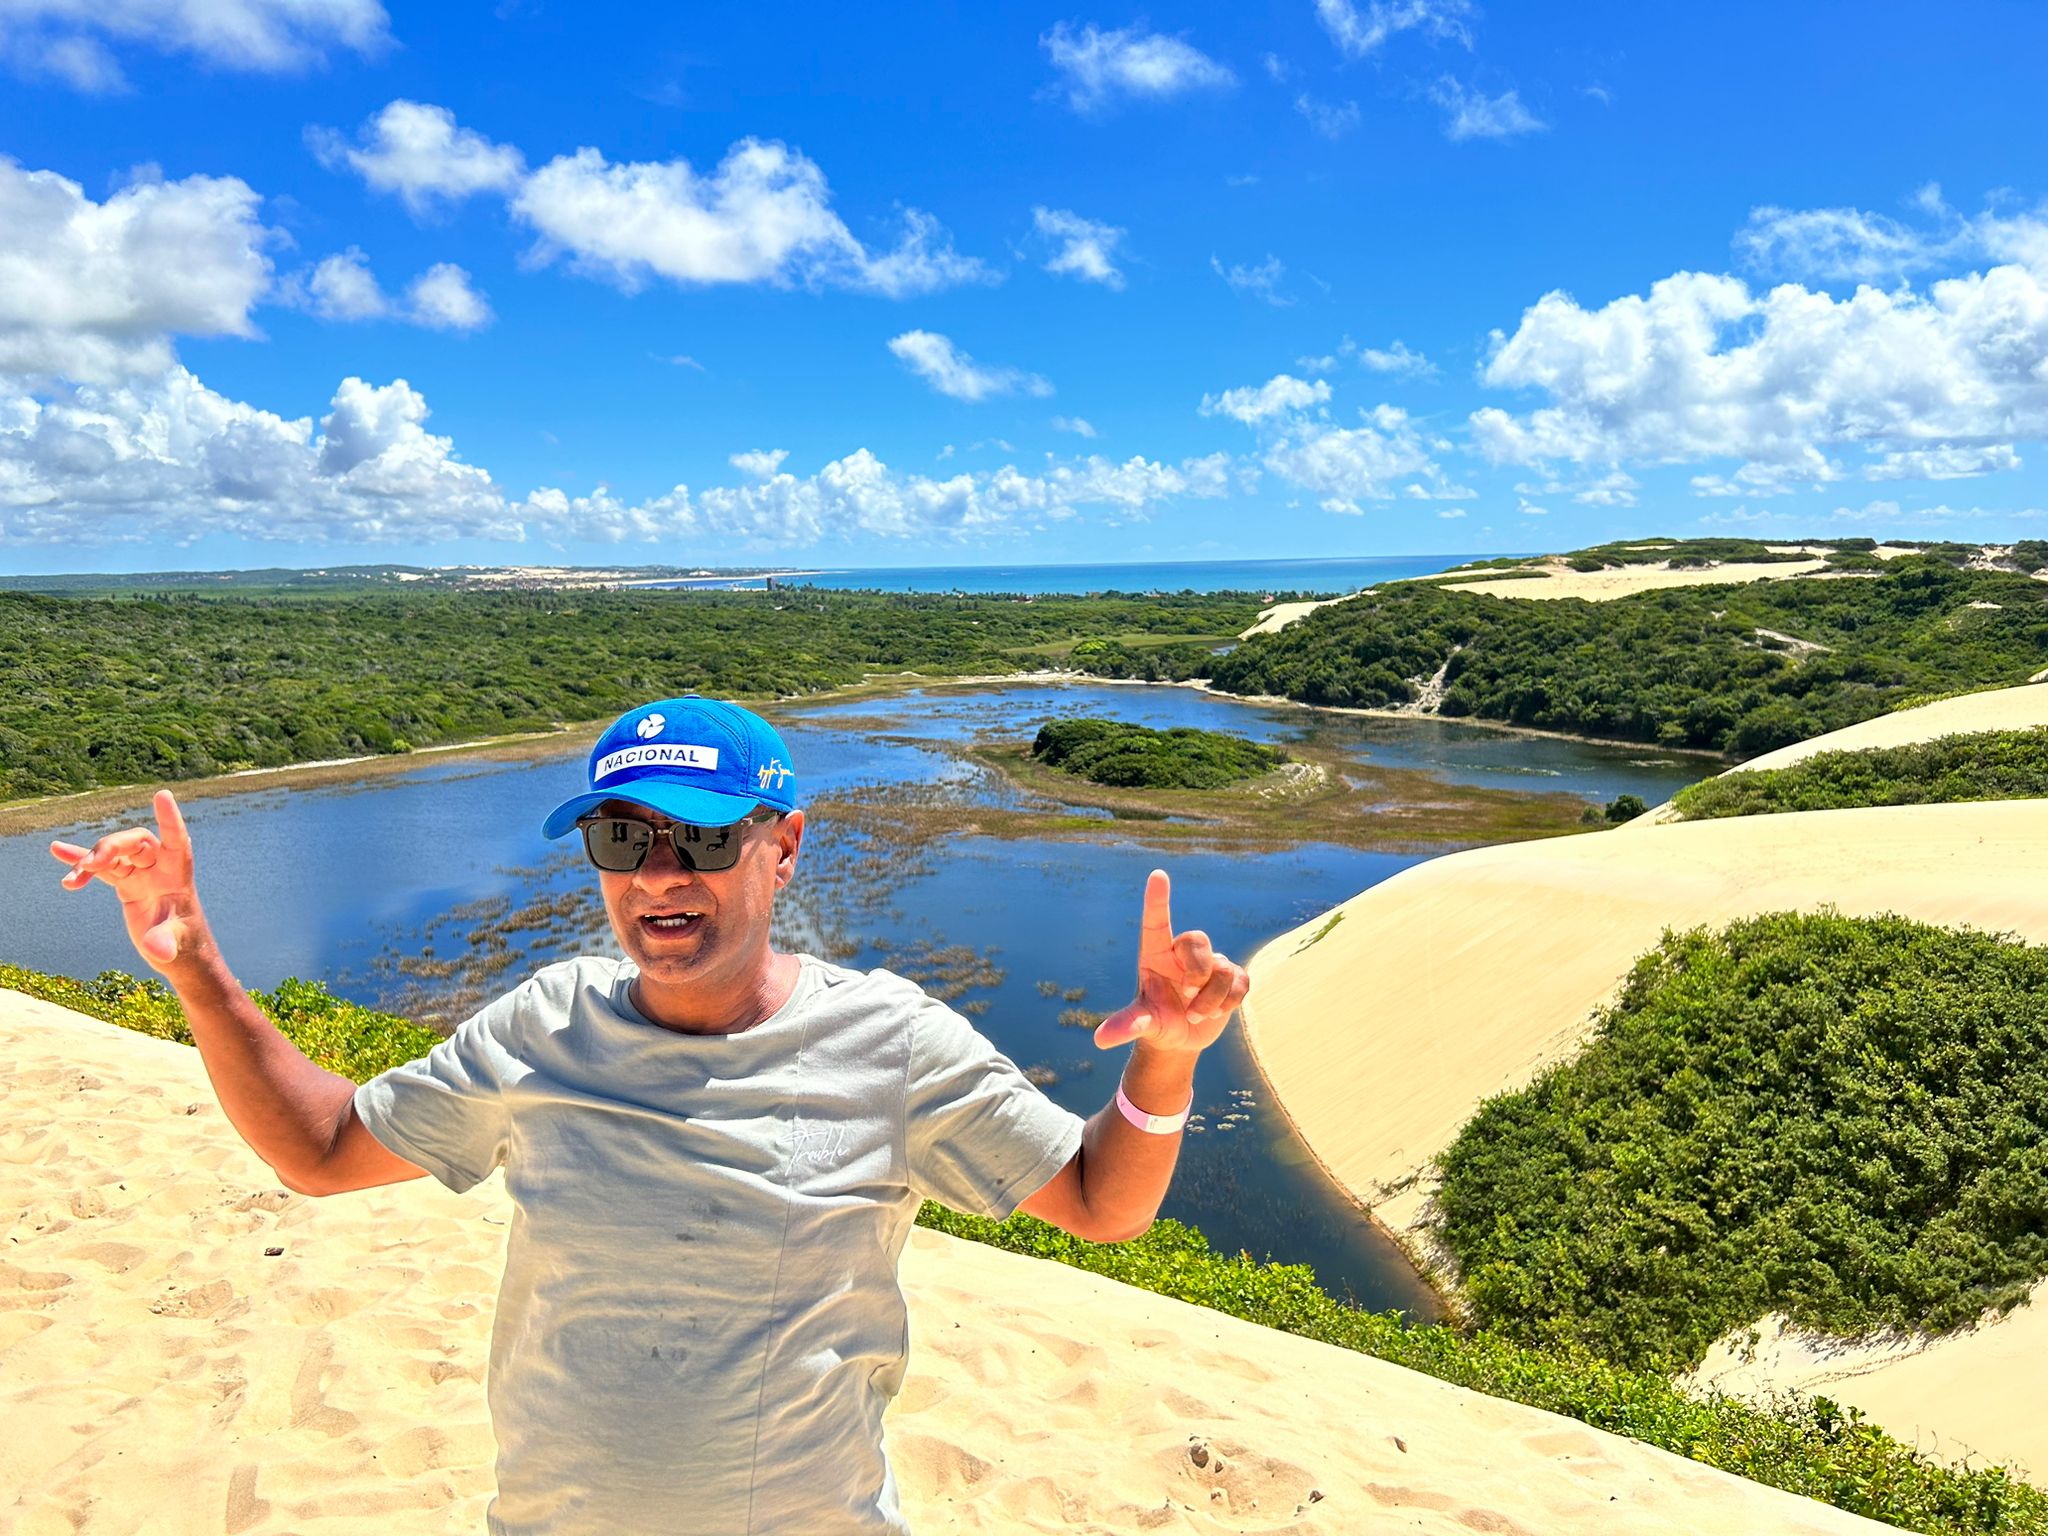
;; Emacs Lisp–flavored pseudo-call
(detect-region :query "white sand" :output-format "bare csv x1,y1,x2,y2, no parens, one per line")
1440,557,1831,602
1237,597,1353,639
1634,681,2048,824
0,992,1898,1534
1240,799,2048,1473
1241,800,2048,1247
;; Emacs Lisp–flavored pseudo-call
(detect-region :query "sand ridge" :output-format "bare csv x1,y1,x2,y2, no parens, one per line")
1635,680,2048,823
1240,797,2048,1473
1,991,1898,1534
1440,556,1832,601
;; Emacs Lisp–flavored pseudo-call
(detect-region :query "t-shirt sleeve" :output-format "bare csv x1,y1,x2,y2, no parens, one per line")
905,1000,1086,1219
352,990,520,1194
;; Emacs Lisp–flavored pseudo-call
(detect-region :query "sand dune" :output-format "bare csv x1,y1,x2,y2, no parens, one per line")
0,992,1899,1534
1237,597,1352,639
1635,680,2048,824
1240,798,2048,1473
1440,556,1830,601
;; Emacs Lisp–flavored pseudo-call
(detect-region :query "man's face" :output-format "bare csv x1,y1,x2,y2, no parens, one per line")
593,800,804,1001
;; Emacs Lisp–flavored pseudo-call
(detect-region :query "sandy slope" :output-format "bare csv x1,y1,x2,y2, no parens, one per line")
1440,556,1830,601
0,993,1897,1535
1240,798,2048,1473
1237,597,1353,639
1634,681,2048,824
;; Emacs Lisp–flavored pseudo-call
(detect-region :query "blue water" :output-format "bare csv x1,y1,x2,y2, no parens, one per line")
2,681,1699,1315
641,552,1516,597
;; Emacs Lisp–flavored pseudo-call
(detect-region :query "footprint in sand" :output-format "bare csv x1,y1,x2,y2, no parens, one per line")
1169,1436,1328,1531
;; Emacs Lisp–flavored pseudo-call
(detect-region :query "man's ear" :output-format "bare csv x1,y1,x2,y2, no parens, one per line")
773,810,805,889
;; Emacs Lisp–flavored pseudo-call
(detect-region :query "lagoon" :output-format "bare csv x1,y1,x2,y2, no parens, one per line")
1,680,1699,1315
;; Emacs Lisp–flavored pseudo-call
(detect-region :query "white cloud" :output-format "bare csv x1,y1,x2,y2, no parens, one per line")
0,369,517,546
1200,373,1331,425
302,248,389,321
1294,94,1361,139
1050,415,1099,438
512,138,992,295
1430,78,1544,141
1,0,387,91
0,362,1238,548
309,100,525,215
1735,203,1946,285
1040,21,1234,113
1358,339,1435,375
1315,0,1472,59
288,249,492,331
1438,508,1467,518
1471,248,2048,490
0,158,273,383
1032,206,1127,288
730,448,789,478
1517,498,1549,515
404,263,491,331
887,331,1053,402
1865,443,2022,481
1212,253,1290,305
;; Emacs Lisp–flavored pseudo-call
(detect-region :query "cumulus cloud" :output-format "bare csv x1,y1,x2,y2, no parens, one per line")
0,369,517,546
1200,373,1331,425
1315,0,1472,59
1032,206,1127,288
1201,371,1459,507
1050,415,1099,438
0,158,274,382
512,138,992,295
888,331,1052,402
287,249,493,331
314,103,994,297
1040,21,1233,113
1212,254,1290,305
308,100,525,216
0,361,1238,548
1358,339,1435,375
1294,94,1361,140
1430,77,1544,141
1,0,388,91
1469,245,2048,491
1735,202,1947,285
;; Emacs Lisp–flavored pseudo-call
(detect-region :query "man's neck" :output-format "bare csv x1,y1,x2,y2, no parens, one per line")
629,950,802,1036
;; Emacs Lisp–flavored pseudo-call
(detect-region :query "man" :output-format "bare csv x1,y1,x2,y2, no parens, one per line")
52,695,1251,1535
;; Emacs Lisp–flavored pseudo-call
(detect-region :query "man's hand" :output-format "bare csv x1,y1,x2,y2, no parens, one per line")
51,790,201,971
1094,869,1250,1056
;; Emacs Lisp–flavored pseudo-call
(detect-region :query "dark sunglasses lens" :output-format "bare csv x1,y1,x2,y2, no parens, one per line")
674,821,742,872
582,817,653,872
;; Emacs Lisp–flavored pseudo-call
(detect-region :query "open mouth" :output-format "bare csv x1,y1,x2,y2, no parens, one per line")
639,911,705,936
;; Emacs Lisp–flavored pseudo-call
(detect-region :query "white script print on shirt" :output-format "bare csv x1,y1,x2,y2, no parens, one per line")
791,1120,850,1169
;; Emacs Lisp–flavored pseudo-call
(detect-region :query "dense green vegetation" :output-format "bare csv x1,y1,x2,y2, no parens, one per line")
1030,716,1285,789
1435,914,2048,1375
1211,554,2048,755
1673,728,2048,818
0,588,1256,800
7,957,2043,1534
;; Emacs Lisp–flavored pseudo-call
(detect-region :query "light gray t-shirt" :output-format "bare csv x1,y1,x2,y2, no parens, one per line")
353,953,1085,1536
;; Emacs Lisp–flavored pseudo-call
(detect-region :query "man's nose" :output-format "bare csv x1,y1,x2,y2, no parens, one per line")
633,834,701,888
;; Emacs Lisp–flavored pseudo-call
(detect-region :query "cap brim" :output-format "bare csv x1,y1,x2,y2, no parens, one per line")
541,783,768,840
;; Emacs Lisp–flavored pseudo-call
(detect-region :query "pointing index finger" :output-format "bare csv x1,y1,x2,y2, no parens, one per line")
155,789,190,853
1139,868,1174,959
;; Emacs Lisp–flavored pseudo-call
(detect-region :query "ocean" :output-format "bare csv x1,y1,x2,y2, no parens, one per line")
640,552,1516,597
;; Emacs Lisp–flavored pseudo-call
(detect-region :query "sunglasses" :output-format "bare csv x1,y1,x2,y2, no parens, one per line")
575,810,778,874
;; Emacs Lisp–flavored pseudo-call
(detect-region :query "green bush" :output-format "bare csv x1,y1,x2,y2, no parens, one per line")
5,958,2043,1533
1673,728,2048,819
1436,914,2048,1375
1030,716,1285,789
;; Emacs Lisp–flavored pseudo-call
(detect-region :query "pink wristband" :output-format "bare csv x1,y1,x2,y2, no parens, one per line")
1115,1083,1192,1135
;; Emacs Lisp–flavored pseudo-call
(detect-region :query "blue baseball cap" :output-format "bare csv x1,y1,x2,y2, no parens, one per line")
541,697,799,839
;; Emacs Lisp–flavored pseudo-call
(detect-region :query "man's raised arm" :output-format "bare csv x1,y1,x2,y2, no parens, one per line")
1019,869,1250,1243
50,789,427,1197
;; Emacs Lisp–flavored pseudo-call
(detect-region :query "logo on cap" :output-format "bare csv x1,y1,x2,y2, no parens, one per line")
637,713,666,740
757,758,793,790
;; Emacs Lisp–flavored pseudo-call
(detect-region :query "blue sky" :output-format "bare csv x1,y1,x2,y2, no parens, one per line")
5,0,2048,572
